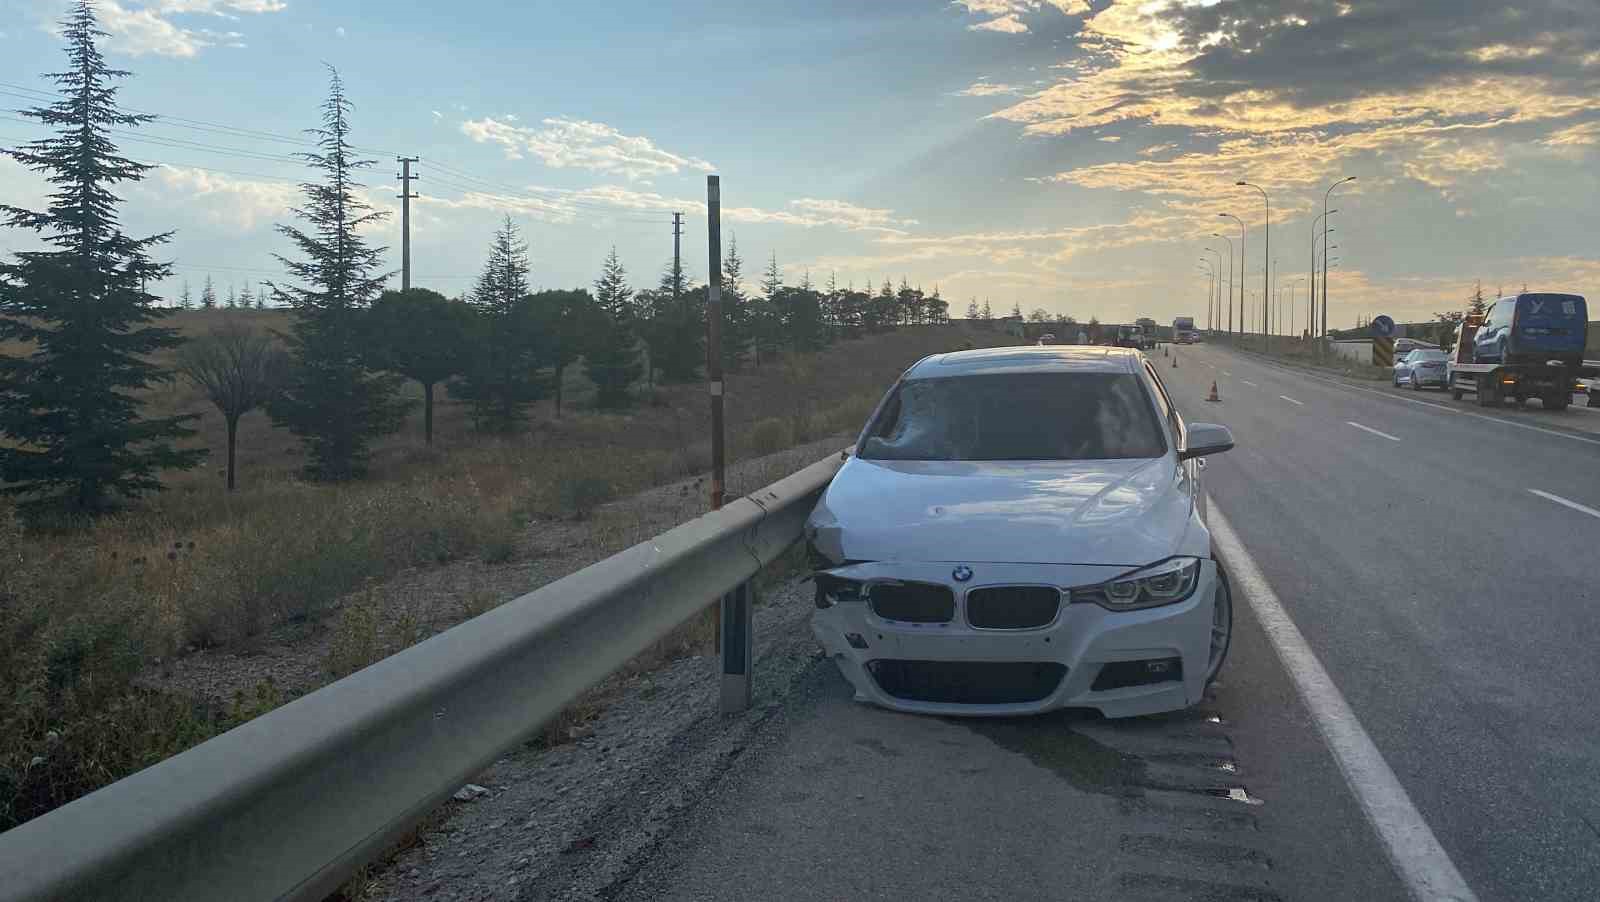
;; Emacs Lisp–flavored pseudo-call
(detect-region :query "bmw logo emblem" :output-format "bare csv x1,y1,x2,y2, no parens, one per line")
952,565,974,582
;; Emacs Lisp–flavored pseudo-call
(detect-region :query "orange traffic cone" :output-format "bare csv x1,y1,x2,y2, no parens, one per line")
1171,354,1178,368
1206,380,1221,402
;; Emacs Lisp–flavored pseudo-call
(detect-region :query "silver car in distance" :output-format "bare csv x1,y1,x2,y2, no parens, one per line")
806,346,1236,718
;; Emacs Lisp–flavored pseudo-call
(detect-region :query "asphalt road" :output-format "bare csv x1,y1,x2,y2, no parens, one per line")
1161,342,1600,901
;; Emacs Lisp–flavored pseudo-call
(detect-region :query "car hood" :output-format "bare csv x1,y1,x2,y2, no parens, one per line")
806,456,1192,567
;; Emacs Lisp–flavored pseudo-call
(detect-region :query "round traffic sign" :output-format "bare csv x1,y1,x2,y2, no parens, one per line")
1371,315,1395,338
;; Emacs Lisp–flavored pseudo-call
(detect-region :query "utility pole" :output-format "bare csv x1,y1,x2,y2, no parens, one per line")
704,186,723,512
397,157,419,291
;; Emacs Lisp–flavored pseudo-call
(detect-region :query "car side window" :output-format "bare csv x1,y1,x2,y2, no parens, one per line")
1143,364,1183,447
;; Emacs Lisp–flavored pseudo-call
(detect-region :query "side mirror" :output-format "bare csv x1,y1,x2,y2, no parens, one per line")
1179,423,1234,461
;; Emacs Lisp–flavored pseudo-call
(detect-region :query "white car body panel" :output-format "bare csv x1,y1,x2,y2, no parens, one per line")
806,346,1228,719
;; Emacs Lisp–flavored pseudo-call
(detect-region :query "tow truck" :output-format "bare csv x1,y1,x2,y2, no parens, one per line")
1446,311,1597,410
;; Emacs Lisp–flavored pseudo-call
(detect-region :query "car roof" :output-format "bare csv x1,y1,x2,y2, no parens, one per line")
905,345,1141,379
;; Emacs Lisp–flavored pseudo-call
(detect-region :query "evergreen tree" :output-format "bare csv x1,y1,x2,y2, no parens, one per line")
452,217,547,432
719,234,751,370
179,280,193,309
643,263,703,383
255,284,267,309
201,274,217,309
1468,281,1488,317
966,299,980,320
267,68,410,479
0,1,202,512
1011,302,1022,319
527,287,602,418
981,299,993,320
225,282,238,308
752,252,783,366
587,246,642,407
370,288,471,444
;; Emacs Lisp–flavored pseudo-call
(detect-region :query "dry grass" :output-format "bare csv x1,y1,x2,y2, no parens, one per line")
0,316,1011,830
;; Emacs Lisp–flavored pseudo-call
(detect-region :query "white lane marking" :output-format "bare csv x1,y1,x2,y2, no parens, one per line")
1209,508,1478,902
1222,370,1233,376
1348,421,1401,442
1528,489,1600,520
1279,395,1304,406
1241,380,1258,387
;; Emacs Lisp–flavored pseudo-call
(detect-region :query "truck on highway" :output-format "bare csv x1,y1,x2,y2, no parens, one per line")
1136,317,1160,349
1173,316,1197,343
1446,293,1597,410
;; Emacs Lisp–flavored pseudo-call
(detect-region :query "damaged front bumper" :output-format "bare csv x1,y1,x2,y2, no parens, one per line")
810,560,1219,719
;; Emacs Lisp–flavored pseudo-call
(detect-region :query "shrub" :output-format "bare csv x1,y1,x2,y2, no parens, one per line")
748,417,792,455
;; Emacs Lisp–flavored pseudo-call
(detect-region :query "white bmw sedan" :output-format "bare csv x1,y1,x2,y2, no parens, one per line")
805,346,1236,718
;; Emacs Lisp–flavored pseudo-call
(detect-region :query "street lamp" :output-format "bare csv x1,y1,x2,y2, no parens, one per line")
1321,176,1357,344
1236,181,1270,352
1218,212,1245,337
1309,209,1336,338
1198,258,1217,327
1211,232,1233,337
1282,276,1305,338
1202,248,1221,331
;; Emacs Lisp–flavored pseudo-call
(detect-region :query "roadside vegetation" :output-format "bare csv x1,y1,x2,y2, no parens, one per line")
0,2,1002,831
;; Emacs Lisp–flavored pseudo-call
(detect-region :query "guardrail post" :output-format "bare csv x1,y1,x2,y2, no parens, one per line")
719,581,754,713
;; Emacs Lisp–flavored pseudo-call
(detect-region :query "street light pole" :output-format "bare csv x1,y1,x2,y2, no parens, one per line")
1219,212,1245,339
1197,261,1216,331
1309,209,1336,341
1211,232,1232,337
1322,176,1357,344
1202,248,1221,331
1237,181,1270,353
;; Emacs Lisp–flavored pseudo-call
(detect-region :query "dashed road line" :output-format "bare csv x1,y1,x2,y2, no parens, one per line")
1279,395,1304,406
1528,489,1600,521
1222,370,1233,376
1241,380,1258,387
1347,421,1401,442
1209,508,1478,902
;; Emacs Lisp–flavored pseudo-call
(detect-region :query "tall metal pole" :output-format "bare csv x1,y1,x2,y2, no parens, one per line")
704,184,724,511
1202,249,1220,331
1219,213,1245,339
1322,176,1356,341
396,156,419,291
1211,233,1232,337
1237,182,1270,352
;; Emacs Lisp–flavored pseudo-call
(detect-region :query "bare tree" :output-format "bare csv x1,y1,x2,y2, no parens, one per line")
178,320,289,490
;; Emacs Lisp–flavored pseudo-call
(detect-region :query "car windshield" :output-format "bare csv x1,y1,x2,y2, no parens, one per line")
859,372,1167,461
1411,350,1447,361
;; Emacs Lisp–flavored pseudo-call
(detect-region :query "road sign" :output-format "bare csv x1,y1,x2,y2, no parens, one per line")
1373,336,1395,367
1371,315,1396,338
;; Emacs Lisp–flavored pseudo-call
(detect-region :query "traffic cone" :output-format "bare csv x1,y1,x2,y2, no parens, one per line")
1163,345,1169,357
1206,380,1220,402
1171,354,1178,368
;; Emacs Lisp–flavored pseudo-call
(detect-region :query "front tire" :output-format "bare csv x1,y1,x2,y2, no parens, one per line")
1204,561,1234,688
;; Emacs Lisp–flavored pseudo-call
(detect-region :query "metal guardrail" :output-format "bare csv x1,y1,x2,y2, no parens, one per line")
0,451,845,902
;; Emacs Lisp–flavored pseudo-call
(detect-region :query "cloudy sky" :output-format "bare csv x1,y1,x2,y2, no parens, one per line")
3,0,1599,328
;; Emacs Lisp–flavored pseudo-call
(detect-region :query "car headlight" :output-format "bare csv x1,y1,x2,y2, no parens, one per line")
1071,557,1201,611
813,574,865,609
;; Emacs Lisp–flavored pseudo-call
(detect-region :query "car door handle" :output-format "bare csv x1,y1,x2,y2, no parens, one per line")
1196,458,1207,470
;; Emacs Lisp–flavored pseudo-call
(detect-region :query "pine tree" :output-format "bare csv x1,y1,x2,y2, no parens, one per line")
527,288,600,418
587,246,642,407
0,1,203,512
752,252,783,366
201,275,217,309
1468,281,1487,317
1011,302,1022,319
255,284,267,309
642,263,704,383
451,217,547,432
719,234,751,370
966,299,980,320
179,280,193,309
267,68,410,479
981,299,993,320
